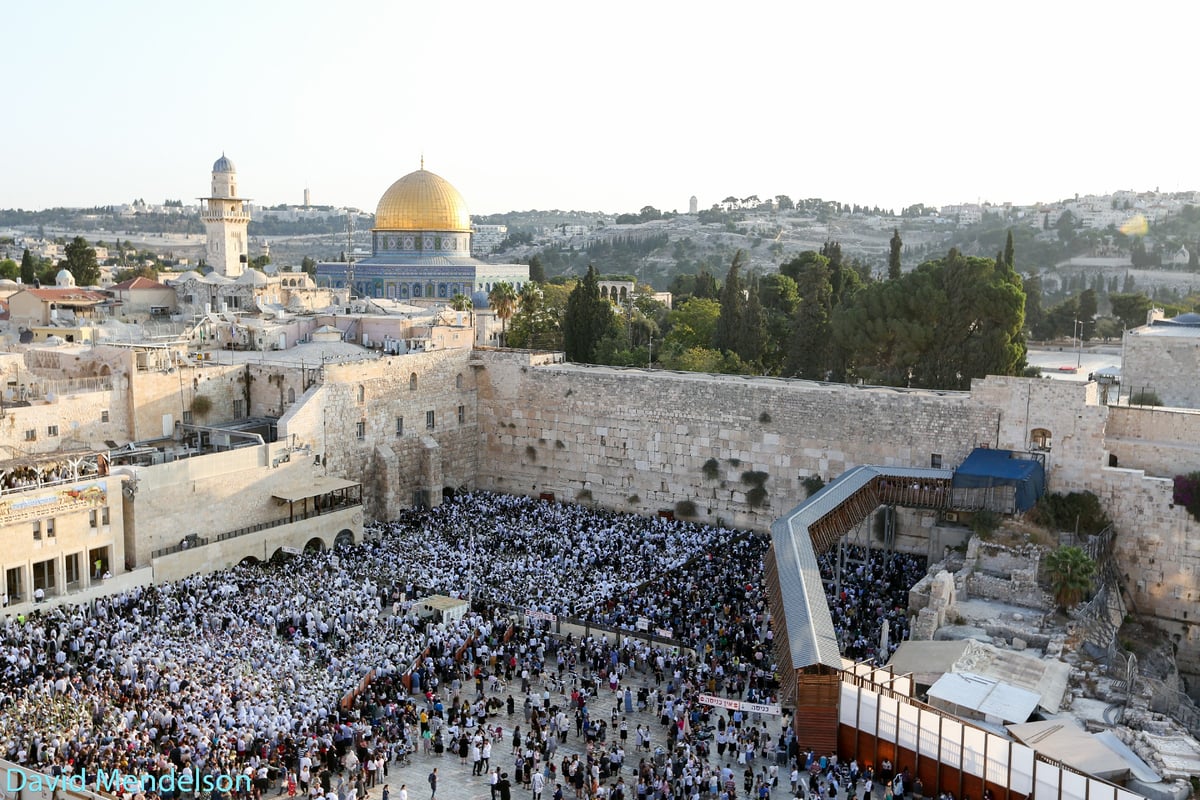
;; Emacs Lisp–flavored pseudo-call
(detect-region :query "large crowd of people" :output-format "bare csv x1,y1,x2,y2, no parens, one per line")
0,491,939,800
817,545,926,664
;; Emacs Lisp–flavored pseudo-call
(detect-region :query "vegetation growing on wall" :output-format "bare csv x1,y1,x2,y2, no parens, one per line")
675,499,698,517
741,470,769,509
1174,472,1200,522
702,458,720,480
1027,491,1111,536
802,475,825,498
190,394,213,419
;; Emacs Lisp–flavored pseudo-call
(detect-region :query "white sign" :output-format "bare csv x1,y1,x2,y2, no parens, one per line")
697,694,782,716
525,609,557,622
636,617,651,631
654,628,674,639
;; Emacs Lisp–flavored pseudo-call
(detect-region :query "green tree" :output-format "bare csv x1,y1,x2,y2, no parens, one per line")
834,249,1026,389
527,255,546,283
738,276,768,368
507,282,567,351
63,236,100,286
785,253,834,379
1044,545,1096,611
1077,289,1098,340
1023,275,1045,339
0,258,17,280
449,292,473,311
20,248,36,284
1056,211,1077,242
664,297,722,351
888,228,903,280
300,256,317,277
562,266,613,362
487,281,519,347
714,251,747,355
693,269,719,300
1108,292,1152,331
1004,229,1015,270
113,265,159,283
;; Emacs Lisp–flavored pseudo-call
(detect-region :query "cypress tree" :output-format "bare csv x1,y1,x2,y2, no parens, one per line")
20,248,36,284
888,228,903,280
714,251,747,354
563,265,611,363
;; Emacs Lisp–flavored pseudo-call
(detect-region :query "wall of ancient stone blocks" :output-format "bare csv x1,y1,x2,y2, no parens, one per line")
1121,333,1200,410
474,360,1001,531
1106,405,1200,476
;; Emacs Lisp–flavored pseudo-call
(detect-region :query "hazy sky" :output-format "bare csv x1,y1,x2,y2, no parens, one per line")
6,1,1198,216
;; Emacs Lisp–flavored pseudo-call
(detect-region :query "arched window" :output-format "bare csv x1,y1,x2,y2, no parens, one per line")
1031,428,1052,451
287,387,295,403
409,373,418,391
456,374,463,389
357,385,365,404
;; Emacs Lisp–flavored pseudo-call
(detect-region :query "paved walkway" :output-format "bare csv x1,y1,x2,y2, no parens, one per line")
358,674,794,800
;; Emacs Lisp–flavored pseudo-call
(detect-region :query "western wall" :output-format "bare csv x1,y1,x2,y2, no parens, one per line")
467,355,1200,692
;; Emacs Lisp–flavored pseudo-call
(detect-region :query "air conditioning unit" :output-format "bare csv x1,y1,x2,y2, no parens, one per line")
943,512,960,523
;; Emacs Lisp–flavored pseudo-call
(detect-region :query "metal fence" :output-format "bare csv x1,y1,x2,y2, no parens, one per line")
150,502,358,559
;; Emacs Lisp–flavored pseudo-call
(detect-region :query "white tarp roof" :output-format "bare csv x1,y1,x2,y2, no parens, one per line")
928,671,1041,724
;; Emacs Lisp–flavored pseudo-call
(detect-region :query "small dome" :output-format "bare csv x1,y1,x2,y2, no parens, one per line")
374,168,471,232
236,269,269,286
213,153,236,173
55,268,76,287
0,278,19,288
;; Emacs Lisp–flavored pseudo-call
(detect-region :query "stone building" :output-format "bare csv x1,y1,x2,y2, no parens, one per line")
1121,309,1200,408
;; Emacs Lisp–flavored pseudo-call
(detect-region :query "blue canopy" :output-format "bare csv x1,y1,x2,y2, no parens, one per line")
952,448,1045,512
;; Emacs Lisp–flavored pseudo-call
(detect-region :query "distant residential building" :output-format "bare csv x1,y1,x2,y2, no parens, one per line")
108,276,176,319
471,224,508,256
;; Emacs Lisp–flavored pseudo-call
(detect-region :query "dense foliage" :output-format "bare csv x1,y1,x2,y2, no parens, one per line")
1027,491,1112,535
1173,472,1200,523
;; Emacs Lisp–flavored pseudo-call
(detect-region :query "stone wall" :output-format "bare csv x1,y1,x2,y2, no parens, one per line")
125,441,312,563
1106,405,1200,476
286,349,480,519
1122,331,1200,409
0,387,126,456
131,360,245,438
474,359,1000,530
1090,466,1200,677
968,376,1109,487
150,505,361,582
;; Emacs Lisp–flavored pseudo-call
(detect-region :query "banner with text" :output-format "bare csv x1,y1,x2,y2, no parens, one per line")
697,694,782,716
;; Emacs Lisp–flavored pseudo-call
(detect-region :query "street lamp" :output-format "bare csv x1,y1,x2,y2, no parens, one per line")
1074,319,1086,369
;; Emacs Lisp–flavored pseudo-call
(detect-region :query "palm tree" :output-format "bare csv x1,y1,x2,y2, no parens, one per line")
449,292,473,312
1044,545,1096,610
488,282,518,347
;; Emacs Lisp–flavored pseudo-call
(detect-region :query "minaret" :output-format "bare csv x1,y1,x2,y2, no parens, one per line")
200,154,251,277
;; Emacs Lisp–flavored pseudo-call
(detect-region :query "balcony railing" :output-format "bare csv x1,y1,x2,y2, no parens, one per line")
150,499,360,559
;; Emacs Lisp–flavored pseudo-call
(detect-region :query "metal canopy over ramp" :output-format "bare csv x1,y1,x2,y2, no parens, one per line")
767,464,953,754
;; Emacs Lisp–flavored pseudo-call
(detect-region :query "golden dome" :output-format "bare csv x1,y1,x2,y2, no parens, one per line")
374,168,471,232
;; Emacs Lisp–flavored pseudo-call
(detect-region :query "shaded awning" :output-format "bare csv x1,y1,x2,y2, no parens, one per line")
273,476,360,502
